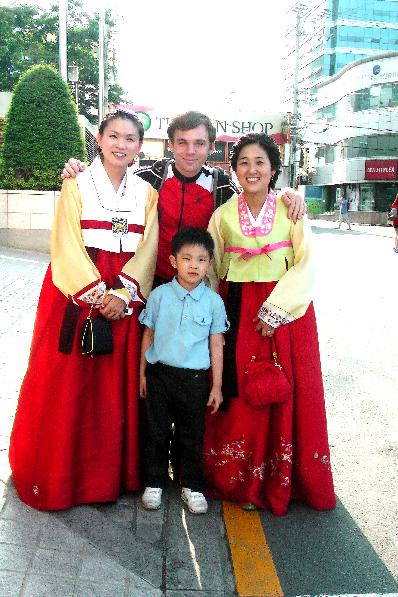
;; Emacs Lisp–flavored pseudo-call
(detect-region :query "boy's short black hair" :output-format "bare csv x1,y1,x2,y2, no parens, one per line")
171,227,214,259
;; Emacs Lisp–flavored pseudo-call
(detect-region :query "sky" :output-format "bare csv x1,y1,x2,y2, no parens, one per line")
112,0,292,116
2,0,294,116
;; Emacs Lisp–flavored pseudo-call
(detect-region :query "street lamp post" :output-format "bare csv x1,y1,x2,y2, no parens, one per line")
98,7,106,124
289,7,303,188
67,65,79,111
58,0,67,82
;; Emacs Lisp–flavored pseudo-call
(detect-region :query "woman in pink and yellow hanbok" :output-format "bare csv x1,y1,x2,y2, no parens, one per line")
204,133,336,516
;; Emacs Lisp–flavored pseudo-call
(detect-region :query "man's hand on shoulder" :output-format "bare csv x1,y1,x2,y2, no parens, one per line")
280,187,307,223
61,158,86,179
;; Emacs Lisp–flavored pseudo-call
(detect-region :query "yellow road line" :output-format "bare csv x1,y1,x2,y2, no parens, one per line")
223,501,283,597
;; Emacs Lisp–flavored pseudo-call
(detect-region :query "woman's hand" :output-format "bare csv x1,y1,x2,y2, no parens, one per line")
280,188,306,223
253,315,275,338
99,295,126,320
61,158,86,179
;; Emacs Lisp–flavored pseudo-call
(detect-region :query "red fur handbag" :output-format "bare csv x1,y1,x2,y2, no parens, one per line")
243,339,292,407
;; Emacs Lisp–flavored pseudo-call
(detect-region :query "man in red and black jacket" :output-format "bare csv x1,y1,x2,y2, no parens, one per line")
63,110,305,286
135,112,242,285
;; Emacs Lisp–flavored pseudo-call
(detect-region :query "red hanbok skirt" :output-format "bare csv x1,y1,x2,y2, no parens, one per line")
9,250,142,510
203,281,336,516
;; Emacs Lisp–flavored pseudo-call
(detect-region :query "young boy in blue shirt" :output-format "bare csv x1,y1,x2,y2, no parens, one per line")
139,227,229,514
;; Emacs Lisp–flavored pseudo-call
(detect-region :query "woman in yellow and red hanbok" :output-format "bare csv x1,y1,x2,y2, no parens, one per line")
9,111,158,510
204,133,336,516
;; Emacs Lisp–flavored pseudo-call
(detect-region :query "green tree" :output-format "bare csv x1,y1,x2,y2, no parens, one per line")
1,64,85,190
0,2,124,122
0,5,57,91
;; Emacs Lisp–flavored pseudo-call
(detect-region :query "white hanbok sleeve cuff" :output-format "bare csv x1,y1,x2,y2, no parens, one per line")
258,301,294,329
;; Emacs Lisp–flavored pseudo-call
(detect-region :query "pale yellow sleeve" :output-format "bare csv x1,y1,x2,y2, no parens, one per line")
207,207,225,292
119,185,159,301
50,179,103,303
258,216,315,327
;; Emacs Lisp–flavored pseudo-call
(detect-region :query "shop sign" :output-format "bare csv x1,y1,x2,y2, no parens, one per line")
115,103,283,140
364,160,397,180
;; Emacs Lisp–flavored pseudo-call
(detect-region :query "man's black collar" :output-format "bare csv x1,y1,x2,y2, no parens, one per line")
171,162,204,183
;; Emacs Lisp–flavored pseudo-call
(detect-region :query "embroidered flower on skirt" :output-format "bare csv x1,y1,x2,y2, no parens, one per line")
205,435,293,487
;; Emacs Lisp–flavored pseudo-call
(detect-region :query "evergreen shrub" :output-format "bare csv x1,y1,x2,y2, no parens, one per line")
0,65,86,190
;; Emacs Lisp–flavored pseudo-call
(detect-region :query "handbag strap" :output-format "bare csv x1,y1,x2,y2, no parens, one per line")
87,302,95,319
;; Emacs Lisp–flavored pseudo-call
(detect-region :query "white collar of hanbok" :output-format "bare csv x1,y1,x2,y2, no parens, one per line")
89,156,131,212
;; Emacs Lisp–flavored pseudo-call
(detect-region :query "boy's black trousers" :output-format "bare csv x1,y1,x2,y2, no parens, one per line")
143,362,210,492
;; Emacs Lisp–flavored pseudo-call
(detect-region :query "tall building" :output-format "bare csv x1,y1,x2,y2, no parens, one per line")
285,0,398,102
284,0,398,216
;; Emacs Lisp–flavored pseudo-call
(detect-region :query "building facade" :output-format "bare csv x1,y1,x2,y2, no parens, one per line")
284,0,398,214
305,52,398,213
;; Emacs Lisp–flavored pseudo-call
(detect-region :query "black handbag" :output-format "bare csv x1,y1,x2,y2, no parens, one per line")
81,315,113,356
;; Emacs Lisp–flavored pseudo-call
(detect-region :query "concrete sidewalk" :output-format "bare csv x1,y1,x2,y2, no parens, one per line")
310,217,395,238
0,248,235,597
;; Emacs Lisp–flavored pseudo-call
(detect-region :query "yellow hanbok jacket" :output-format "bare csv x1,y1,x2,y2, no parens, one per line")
207,191,315,328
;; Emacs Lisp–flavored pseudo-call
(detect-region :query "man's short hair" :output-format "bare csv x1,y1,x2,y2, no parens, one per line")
167,111,217,144
171,227,214,259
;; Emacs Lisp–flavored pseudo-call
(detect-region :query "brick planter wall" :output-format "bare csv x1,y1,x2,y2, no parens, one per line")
0,189,59,252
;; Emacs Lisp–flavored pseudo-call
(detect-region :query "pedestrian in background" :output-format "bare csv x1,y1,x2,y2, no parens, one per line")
9,110,158,510
389,193,398,253
338,192,352,230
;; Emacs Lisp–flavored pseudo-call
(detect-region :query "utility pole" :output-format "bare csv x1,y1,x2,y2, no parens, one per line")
98,7,106,124
58,0,67,82
289,7,303,188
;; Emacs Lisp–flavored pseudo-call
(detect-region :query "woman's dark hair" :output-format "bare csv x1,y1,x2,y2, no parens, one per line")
230,133,282,190
171,227,214,259
98,110,144,142
167,111,216,144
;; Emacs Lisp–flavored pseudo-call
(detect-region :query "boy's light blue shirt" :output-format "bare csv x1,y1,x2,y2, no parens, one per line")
139,277,229,370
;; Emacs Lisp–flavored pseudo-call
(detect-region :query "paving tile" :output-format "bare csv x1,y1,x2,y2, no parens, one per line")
136,503,165,526
92,502,136,530
136,521,163,544
0,519,41,547
39,519,88,552
22,574,76,597
79,546,129,582
60,508,163,588
165,592,226,596
125,574,164,597
75,579,127,597
1,496,49,525
135,500,165,544
164,492,232,594
0,543,34,573
0,570,24,597
30,547,82,578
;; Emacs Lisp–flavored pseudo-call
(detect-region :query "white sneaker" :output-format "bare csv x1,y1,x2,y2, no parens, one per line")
142,487,162,510
181,488,208,514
